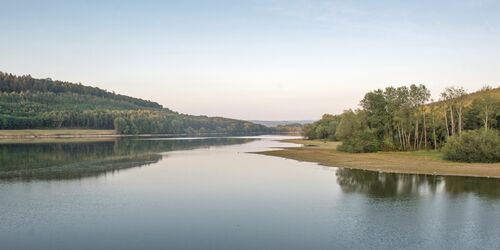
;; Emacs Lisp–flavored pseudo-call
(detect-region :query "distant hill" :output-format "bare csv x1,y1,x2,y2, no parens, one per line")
0,71,271,134
250,120,314,127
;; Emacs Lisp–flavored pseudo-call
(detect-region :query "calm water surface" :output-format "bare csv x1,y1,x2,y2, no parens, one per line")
1,136,499,249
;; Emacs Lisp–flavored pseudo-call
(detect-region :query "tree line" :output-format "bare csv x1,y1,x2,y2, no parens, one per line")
113,111,272,135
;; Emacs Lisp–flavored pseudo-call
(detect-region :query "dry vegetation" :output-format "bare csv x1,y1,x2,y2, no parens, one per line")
0,129,116,138
258,139,500,178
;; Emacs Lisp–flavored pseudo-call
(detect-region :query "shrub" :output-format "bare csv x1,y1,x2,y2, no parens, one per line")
113,117,127,134
380,137,398,151
337,129,380,153
442,129,500,163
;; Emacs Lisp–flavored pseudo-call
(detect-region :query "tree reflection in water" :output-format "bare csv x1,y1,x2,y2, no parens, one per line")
0,137,253,181
336,168,500,199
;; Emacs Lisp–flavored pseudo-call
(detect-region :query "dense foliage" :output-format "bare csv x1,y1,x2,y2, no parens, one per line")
274,123,304,134
335,110,380,153
442,130,500,163
304,85,500,159
0,71,271,134
302,114,341,140
113,112,271,135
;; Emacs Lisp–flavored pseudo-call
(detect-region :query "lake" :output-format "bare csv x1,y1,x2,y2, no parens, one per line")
1,136,499,249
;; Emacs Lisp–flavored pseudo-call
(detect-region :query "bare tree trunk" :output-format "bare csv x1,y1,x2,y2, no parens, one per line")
401,127,406,151
401,129,409,151
397,126,404,151
485,106,489,131
414,118,419,150
450,106,455,136
406,130,412,151
444,108,449,136
401,128,404,151
431,112,437,150
418,130,423,149
422,111,427,150
433,126,437,151
458,106,462,135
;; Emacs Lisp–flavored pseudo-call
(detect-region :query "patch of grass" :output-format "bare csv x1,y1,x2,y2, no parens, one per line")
0,129,115,136
281,139,341,149
0,137,114,144
0,129,116,140
408,150,444,161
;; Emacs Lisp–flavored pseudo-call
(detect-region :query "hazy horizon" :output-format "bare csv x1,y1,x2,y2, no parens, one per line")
1,0,499,120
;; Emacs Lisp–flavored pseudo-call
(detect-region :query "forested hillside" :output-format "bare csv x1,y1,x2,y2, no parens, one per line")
0,71,271,134
0,72,162,109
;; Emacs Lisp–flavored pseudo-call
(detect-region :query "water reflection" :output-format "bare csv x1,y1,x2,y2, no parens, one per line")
336,168,500,198
1,137,499,249
0,137,252,180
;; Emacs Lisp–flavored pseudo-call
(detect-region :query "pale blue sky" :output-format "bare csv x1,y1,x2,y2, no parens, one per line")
1,0,499,120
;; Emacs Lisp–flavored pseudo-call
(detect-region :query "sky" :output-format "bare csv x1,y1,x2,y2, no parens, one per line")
1,0,499,120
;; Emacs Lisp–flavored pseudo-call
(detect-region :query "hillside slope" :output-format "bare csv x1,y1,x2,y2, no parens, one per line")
459,86,500,104
0,71,271,134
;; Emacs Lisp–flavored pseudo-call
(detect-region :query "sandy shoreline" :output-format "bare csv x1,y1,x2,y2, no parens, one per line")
257,139,500,178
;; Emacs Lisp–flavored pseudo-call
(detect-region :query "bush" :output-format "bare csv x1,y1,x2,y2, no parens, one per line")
113,117,128,134
380,137,398,151
337,129,380,153
442,129,500,163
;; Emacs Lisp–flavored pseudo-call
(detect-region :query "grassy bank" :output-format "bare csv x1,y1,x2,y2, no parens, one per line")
258,139,500,178
0,129,116,139
0,137,115,144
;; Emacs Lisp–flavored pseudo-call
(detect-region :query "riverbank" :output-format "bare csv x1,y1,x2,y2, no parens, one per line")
258,139,500,178
0,129,290,140
0,129,116,138
0,129,191,139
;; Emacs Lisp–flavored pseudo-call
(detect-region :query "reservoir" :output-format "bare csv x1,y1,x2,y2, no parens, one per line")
1,136,499,249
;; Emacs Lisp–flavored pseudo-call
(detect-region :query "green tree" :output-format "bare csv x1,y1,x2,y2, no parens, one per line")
113,117,128,134
476,86,498,130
